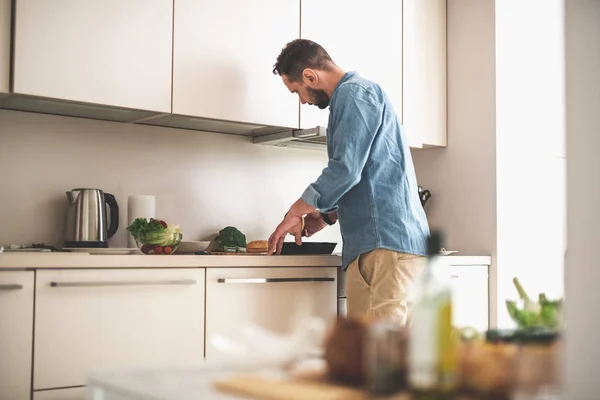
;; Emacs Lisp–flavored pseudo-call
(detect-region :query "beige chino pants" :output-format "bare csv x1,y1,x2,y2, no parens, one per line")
345,248,426,325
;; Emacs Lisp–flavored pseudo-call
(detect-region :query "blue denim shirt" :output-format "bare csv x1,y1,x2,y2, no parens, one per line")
301,72,430,269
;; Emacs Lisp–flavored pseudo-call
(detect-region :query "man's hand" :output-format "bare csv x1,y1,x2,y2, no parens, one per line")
302,211,328,237
269,198,318,255
268,213,304,255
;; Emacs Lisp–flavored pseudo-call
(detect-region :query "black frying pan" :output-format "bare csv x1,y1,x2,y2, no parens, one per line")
279,242,337,255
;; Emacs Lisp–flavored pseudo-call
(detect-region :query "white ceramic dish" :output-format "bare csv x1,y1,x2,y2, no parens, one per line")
64,248,141,255
439,249,459,256
177,241,212,254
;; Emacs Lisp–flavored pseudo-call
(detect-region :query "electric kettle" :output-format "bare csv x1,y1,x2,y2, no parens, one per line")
64,189,119,248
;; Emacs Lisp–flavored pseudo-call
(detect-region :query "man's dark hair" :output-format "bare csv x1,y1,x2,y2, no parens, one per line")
273,39,334,82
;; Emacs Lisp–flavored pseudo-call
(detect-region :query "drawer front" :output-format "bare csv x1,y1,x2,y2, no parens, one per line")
0,271,34,400
34,268,205,390
205,267,338,359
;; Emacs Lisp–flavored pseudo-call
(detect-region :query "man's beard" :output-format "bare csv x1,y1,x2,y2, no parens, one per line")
307,87,330,109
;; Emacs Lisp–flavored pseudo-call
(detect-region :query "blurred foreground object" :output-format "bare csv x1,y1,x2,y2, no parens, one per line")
407,230,458,395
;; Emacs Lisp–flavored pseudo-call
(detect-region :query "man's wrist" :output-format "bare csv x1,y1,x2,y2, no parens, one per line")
321,212,337,226
289,198,316,218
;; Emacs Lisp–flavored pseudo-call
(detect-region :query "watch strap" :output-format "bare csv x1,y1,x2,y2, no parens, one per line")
322,212,335,226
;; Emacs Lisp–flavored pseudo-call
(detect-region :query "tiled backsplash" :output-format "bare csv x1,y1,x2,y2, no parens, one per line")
0,109,342,250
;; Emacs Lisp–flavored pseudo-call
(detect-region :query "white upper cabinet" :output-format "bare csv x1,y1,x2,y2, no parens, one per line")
301,0,447,149
300,0,411,143
33,387,88,400
0,0,10,93
12,0,173,112
173,0,300,128
403,0,447,148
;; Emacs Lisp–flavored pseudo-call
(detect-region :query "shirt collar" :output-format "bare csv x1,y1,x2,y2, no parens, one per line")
329,71,356,108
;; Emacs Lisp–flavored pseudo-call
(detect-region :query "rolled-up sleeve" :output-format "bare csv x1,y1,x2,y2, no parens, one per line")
301,84,382,213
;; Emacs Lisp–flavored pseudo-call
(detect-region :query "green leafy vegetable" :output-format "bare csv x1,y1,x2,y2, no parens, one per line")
507,279,563,330
513,277,541,314
538,292,562,329
127,218,165,239
216,226,247,249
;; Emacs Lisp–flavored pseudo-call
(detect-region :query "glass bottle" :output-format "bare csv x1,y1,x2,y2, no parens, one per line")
407,230,458,398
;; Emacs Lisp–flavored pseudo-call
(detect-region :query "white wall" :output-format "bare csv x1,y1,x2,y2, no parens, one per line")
412,0,497,255
495,0,566,326
564,0,600,397
412,0,498,321
0,110,342,250
413,0,567,328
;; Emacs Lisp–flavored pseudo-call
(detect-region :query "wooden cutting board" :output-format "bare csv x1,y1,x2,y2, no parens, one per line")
213,375,371,400
213,374,475,400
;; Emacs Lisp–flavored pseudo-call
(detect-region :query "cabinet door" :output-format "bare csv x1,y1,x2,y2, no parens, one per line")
205,267,337,359
34,387,87,400
173,0,300,128
403,0,447,147
13,0,173,112
301,0,408,141
441,266,489,332
34,269,205,390
0,0,10,93
0,271,34,400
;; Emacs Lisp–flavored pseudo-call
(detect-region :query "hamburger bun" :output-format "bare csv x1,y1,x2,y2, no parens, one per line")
247,240,269,254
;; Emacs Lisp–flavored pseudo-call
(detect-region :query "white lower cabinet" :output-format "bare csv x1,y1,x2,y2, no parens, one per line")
441,265,490,332
0,271,34,400
34,269,205,390
33,387,87,400
205,267,338,359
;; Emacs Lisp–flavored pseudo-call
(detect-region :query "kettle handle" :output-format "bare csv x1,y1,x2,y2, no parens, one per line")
104,193,119,238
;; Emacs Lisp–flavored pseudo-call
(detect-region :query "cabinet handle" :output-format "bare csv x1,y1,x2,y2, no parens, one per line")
451,274,459,279
49,279,197,288
217,277,335,284
0,284,23,290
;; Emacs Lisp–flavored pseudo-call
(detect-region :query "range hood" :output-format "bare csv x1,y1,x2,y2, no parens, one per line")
252,126,327,151
0,93,328,149
0,93,298,137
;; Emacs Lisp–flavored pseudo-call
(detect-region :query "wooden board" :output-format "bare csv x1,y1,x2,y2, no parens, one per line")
214,374,477,400
213,375,369,400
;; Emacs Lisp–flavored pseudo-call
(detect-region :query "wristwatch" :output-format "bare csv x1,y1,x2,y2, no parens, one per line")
321,212,336,226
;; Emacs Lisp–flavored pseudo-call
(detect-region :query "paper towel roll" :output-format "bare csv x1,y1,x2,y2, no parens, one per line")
127,195,156,248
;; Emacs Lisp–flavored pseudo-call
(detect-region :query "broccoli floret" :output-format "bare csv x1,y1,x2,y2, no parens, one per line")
216,226,247,249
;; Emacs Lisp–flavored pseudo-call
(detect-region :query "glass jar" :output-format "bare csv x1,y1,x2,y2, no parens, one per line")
512,328,562,400
364,319,407,396
457,329,518,399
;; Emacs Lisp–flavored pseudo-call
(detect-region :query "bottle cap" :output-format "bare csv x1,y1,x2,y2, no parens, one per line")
427,230,444,257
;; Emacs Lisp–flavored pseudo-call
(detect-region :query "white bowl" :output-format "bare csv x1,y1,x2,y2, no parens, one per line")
177,241,211,254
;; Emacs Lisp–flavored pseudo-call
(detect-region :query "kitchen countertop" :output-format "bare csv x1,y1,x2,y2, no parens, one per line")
0,253,491,270
0,252,343,269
